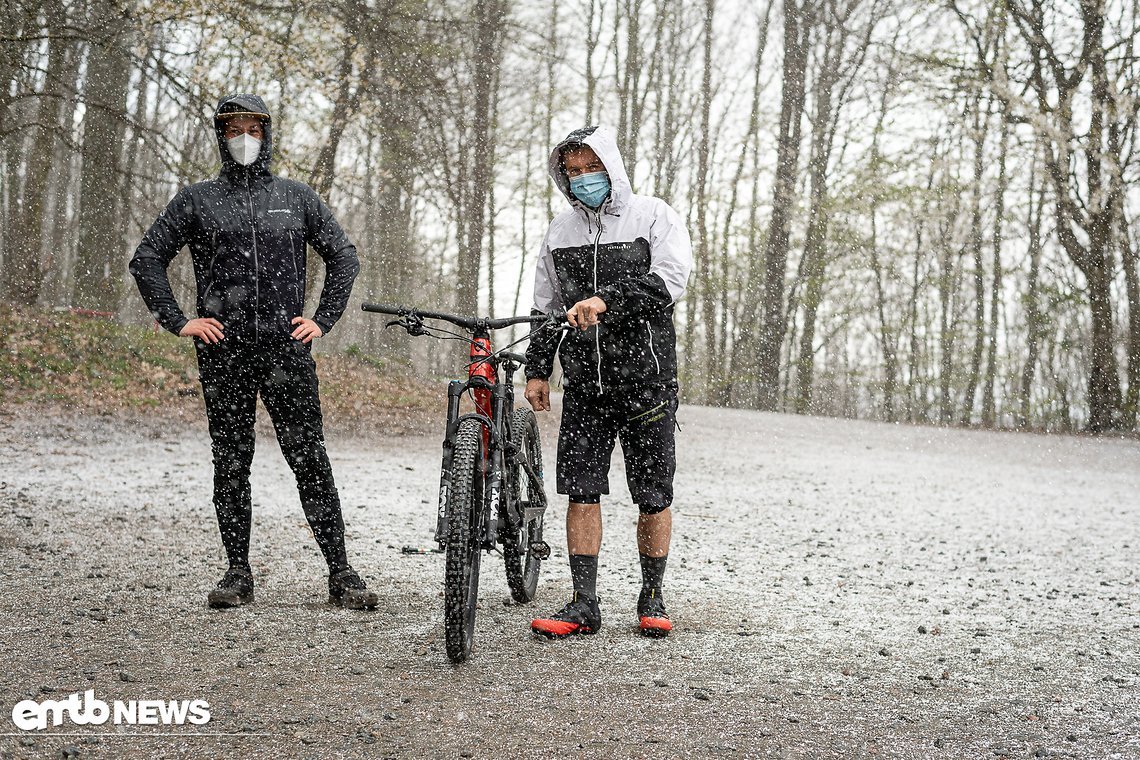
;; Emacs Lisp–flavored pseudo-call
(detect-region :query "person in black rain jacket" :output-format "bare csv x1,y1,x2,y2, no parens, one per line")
130,93,377,610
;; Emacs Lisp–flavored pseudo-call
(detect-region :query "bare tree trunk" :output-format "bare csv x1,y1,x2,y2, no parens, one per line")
795,0,844,414
720,2,772,405
0,0,38,141
544,0,558,220
1007,0,1125,431
512,100,537,320
455,0,507,315
74,0,133,312
44,39,83,307
792,86,831,411
696,0,716,401
981,98,1009,427
614,0,642,163
937,135,964,425
795,0,875,414
583,0,600,125
1120,208,1140,429
116,49,151,314
650,5,685,203
0,2,39,280
905,198,926,423
0,4,27,140
308,3,366,199
304,0,375,309
863,32,904,420
3,1,69,305
959,95,989,425
1017,155,1045,428
738,0,814,410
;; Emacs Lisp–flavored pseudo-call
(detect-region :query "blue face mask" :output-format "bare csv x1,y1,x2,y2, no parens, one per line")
569,171,611,209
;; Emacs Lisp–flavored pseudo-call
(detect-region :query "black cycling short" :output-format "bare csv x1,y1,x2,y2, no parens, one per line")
556,383,678,514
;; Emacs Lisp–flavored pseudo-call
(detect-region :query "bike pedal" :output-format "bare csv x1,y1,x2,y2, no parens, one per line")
529,540,551,560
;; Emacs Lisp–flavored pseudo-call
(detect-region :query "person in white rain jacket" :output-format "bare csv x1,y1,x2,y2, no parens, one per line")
525,125,693,639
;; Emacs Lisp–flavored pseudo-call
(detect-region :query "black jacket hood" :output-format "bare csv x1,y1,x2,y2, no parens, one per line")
213,93,273,177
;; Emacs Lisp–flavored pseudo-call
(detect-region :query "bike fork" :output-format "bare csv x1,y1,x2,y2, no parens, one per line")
482,384,508,550
435,380,467,548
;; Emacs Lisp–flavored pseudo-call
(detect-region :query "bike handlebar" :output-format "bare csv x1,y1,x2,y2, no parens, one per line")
361,302,558,332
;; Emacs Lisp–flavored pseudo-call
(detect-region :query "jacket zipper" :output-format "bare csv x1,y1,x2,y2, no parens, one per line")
290,229,301,315
592,211,604,394
203,231,219,301
646,322,661,374
246,173,260,341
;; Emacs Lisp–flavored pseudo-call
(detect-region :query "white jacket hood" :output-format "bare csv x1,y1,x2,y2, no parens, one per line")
548,125,632,213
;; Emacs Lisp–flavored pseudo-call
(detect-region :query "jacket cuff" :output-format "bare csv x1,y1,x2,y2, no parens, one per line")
313,317,334,335
166,315,189,337
594,285,623,314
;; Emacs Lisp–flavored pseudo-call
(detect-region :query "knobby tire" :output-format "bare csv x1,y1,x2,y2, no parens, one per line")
503,408,545,603
444,419,484,663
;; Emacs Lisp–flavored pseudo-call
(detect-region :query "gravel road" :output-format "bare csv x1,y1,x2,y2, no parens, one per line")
0,401,1138,759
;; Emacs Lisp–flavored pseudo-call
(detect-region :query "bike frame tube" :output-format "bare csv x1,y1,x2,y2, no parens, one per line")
469,331,497,448
470,329,501,550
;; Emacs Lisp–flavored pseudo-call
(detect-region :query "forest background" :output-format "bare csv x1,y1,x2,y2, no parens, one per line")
2,0,1140,433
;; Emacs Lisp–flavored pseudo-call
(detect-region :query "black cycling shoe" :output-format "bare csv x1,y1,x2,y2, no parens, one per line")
531,592,602,638
207,566,254,609
328,568,379,610
637,589,672,637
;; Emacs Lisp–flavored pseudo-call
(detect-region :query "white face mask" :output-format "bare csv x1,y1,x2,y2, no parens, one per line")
227,133,261,166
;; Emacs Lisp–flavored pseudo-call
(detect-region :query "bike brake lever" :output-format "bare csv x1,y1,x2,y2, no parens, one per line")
385,316,427,336
543,314,570,333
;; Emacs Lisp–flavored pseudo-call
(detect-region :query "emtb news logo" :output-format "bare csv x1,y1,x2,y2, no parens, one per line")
11,690,210,731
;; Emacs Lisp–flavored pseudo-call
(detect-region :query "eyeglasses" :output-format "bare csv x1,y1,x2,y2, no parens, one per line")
223,123,264,139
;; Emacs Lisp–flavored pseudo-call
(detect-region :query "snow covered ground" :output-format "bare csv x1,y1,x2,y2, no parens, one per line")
0,402,1137,758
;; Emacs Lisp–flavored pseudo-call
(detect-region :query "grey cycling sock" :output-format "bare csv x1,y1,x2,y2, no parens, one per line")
569,554,599,599
640,554,667,595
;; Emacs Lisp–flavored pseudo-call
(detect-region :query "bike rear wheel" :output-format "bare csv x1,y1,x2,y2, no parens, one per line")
503,408,546,603
444,419,485,663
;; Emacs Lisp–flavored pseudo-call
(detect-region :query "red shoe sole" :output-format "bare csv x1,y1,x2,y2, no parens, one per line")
531,620,598,639
639,616,672,637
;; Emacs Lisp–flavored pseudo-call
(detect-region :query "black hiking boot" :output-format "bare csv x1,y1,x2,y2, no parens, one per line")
207,566,254,609
328,568,379,610
531,592,602,638
637,589,672,638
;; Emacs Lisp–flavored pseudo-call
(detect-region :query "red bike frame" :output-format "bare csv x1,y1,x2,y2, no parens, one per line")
469,335,496,455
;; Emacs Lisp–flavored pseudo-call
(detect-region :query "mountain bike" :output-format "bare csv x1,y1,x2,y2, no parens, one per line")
361,302,563,663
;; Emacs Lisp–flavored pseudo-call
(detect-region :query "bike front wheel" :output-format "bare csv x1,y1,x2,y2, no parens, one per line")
503,407,546,603
444,418,485,663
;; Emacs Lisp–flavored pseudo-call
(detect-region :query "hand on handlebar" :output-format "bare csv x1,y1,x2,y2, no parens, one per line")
566,296,607,331
525,378,551,412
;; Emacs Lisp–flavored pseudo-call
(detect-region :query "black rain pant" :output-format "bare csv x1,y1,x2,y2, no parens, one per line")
196,338,348,572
